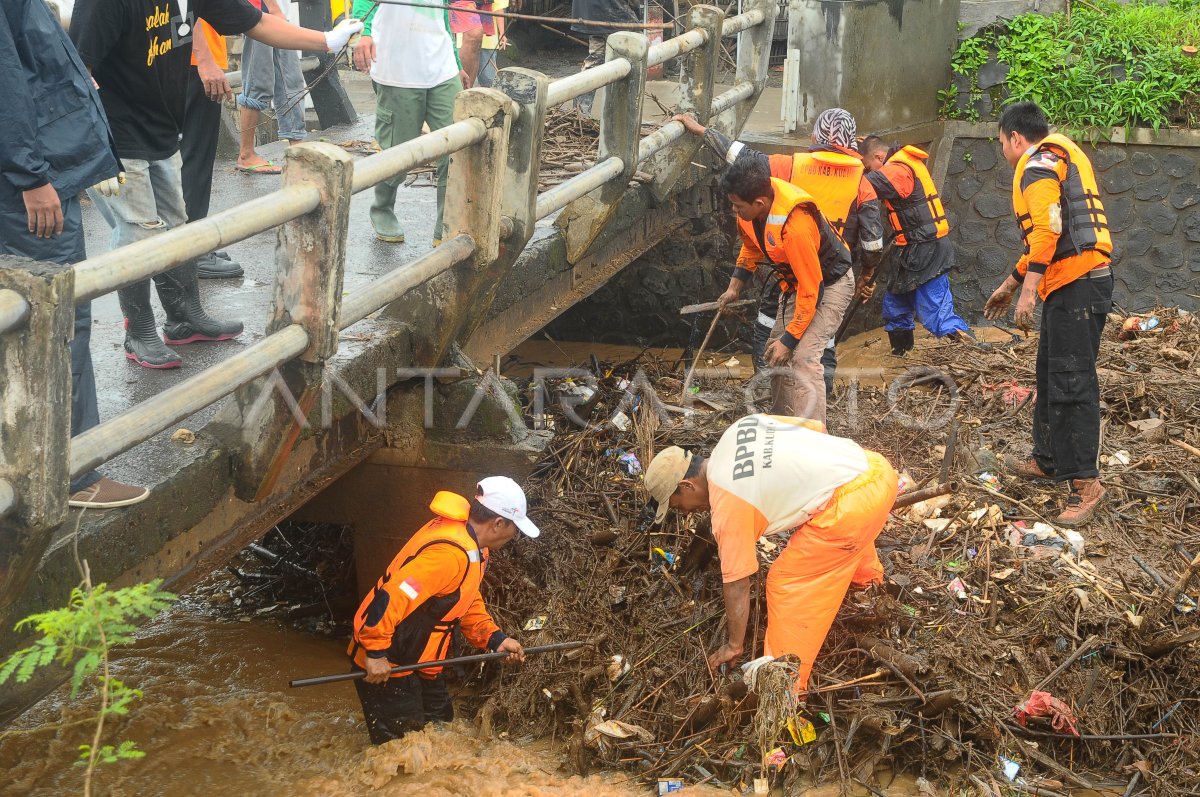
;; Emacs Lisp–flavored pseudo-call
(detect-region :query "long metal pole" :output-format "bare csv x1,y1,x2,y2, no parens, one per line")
289,640,588,688
364,0,671,28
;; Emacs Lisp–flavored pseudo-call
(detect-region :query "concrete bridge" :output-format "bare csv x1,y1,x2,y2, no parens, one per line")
0,1,778,693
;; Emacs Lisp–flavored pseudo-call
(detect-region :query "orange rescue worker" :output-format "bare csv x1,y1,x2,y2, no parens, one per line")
713,154,854,424
985,101,1113,526
643,414,898,690
865,143,974,355
673,108,885,392
348,477,539,743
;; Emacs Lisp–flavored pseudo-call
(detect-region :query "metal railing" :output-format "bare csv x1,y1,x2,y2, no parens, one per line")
0,1,777,528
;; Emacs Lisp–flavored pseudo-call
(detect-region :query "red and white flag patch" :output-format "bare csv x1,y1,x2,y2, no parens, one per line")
399,578,421,600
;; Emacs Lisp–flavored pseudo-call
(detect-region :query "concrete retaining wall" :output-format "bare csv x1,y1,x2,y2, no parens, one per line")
942,133,1200,316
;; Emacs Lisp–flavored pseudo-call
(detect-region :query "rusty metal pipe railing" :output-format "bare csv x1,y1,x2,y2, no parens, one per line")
73,184,321,303
546,59,632,107
719,8,765,37
710,81,756,115
351,118,488,193
647,28,708,68
340,234,477,328
69,325,311,479
534,157,625,219
0,289,31,335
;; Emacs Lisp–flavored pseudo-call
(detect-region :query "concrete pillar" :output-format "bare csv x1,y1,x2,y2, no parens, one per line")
443,89,514,269
561,32,649,263
0,257,73,620
226,143,355,501
648,4,725,202
493,68,551,246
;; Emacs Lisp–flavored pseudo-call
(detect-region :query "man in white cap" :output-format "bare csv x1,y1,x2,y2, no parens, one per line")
348,476,538,743
643,414,898,691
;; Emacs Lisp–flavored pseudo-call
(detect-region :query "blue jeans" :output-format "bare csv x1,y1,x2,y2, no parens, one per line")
237,36,308,141
88,154,188,249
882,273,970,338
476,48,499,88
0,195,102,492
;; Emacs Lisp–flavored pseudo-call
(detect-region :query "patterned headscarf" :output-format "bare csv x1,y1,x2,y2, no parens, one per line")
812,108,858,151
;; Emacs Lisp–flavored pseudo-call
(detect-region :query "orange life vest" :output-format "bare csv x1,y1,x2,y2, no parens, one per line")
349,491,488,675
1013,133,1112,263
784,151,864,245
736,178,852,288
881,145,949,246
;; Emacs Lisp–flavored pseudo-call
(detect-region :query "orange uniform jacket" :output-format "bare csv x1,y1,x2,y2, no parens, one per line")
732,178,852,347
349,492,505,678
1011,138,1111,300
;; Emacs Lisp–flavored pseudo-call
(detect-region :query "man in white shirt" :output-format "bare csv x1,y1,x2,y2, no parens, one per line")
643,414,899,690
352,0,466,245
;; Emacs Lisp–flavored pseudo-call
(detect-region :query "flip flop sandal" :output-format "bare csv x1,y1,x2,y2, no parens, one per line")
236,162,282,175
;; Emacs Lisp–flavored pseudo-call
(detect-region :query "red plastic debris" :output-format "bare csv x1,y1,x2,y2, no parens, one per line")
1014,690,1080,737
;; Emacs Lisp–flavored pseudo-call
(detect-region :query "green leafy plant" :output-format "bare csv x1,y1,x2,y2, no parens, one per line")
1,574,175,795
942,0,1200,135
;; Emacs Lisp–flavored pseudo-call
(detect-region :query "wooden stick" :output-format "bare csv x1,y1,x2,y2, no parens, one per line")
680,308,723,400
1032,634,1099,692
1170,438,1200,459
679,298,754,315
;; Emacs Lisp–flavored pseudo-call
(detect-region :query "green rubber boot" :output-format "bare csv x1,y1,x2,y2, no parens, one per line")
370,183,405,243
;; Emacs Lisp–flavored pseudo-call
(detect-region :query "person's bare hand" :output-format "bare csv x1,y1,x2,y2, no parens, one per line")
671,113,706,137
197,60,232,102
459,69,472,89
352,35,376,72
707,643,742,672
22,184,62,239
363,655,392,684
497,637,525,664
764,340,792,367
1014,291,1037,331
717,287,740,308
984,282,1016,320
855,275,875,301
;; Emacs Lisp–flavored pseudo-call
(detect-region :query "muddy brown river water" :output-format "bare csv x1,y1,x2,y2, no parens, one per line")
1,596,727,796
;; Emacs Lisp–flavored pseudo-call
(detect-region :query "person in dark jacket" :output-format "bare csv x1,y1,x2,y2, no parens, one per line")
0,0,149,508
865,145,973,355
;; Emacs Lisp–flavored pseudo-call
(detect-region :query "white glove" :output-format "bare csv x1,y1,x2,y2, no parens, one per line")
324,18,364,53
91,172,126,198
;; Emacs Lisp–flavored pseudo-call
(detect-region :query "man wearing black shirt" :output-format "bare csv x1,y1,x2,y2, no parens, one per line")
70,0,361,368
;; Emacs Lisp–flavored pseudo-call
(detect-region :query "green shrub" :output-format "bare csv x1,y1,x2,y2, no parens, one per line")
945,0,1200,134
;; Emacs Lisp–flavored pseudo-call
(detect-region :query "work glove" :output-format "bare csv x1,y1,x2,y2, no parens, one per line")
91,172,126,198
324,18,364,53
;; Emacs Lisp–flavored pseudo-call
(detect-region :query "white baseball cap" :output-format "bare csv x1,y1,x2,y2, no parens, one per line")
476,476,541,538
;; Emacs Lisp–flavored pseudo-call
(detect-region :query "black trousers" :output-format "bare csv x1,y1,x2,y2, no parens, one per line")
180,68,223,223
1032,273,1113,482
353,670,454,745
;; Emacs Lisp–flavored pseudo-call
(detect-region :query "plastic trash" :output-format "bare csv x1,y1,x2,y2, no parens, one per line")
947,576,968,600
657,779,684,795
1015,690,1080,736
999,755,1021,781
977,472,1001,491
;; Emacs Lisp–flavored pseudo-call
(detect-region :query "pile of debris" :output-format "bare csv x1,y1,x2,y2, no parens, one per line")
193,521,358,636
472,308,1200,795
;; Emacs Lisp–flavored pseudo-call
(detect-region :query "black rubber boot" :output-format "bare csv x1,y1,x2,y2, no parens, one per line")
118,280,182,369
155,262,243,345
888,328,914,356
